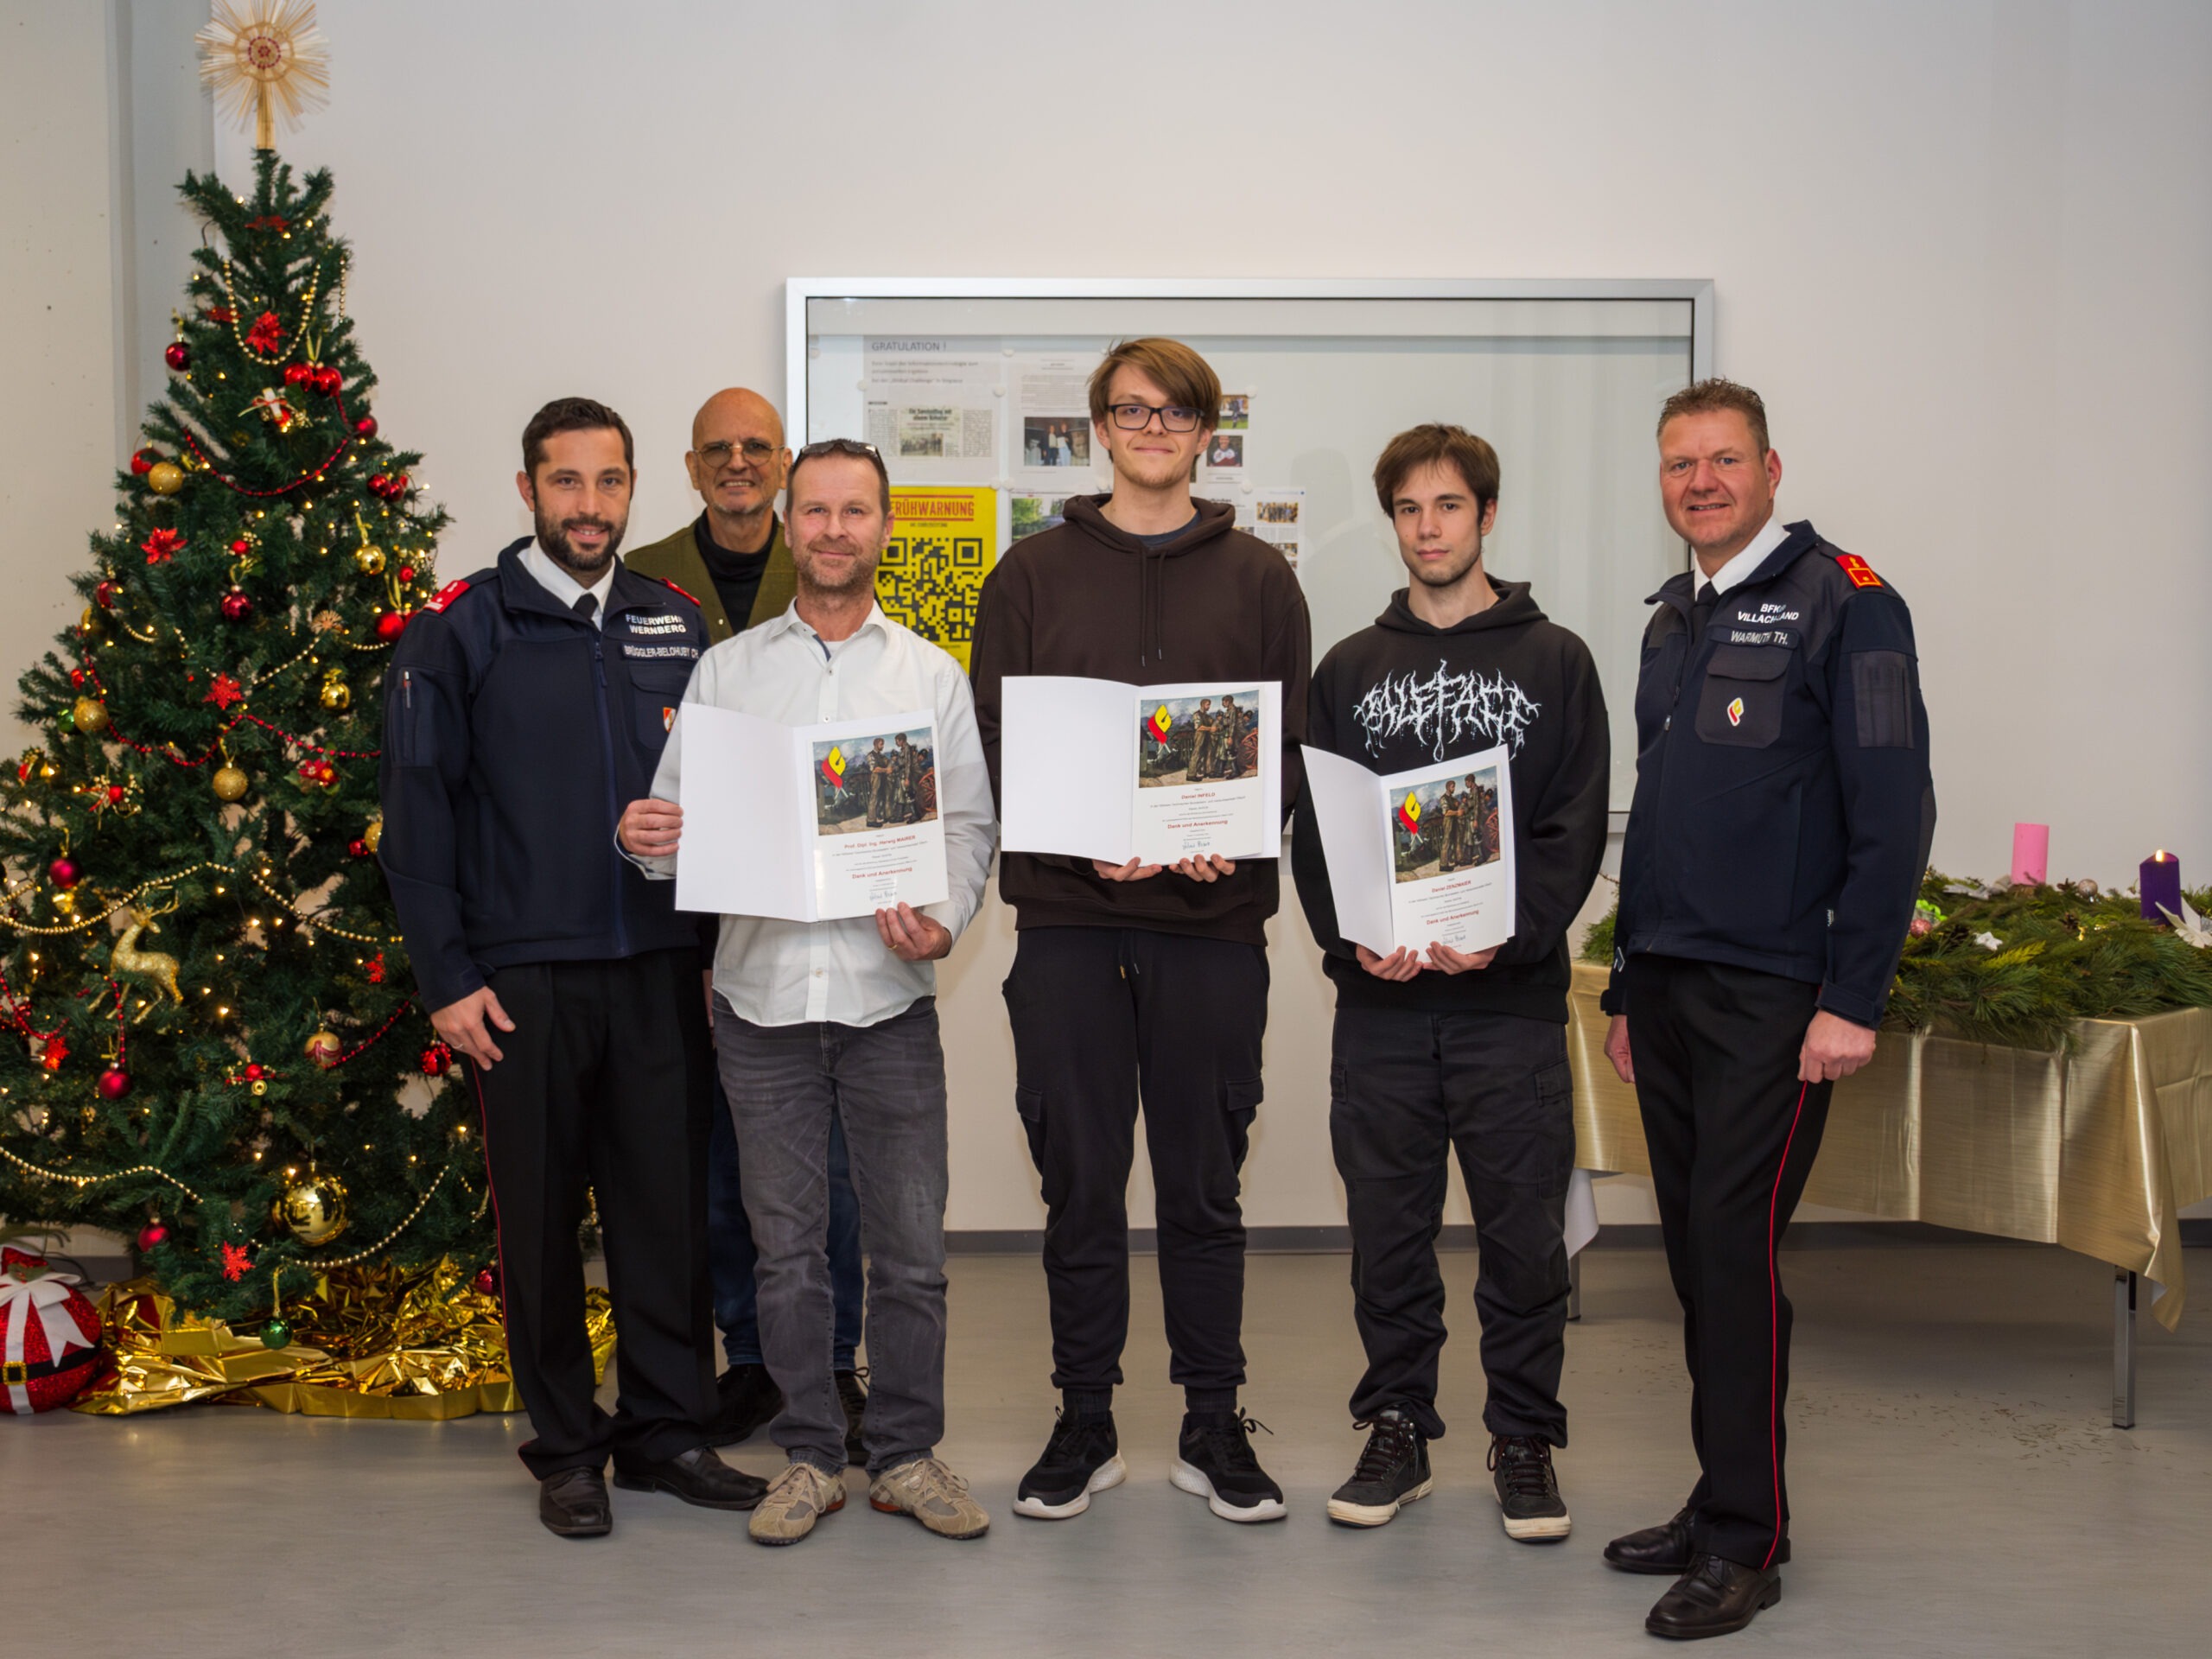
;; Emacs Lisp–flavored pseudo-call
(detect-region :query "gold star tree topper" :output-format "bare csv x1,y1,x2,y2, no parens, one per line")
197,1,331,150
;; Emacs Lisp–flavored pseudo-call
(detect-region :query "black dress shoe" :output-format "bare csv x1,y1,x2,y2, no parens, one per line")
1605,1509,1789,1576
611,1445,769,1510
702,1363,784,1447
1645,1554,1782,1641
539,1467,612,1538
835,1368,869,1466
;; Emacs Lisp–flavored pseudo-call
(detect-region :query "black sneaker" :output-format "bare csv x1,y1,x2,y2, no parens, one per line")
702,1363,783,1448
835,1368,868,1466
1489,1433,1571,1541
1325,1409,1432,1527
1013,1410,1125,1519
1172,1409,1287,1523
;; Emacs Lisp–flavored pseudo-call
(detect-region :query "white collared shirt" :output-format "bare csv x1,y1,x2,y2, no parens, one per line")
519,540,616,626
631,601,996,1028
1696,513,1789,599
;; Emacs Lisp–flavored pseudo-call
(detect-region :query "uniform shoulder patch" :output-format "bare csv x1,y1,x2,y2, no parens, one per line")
423,577,473,613
657,577,702,608
1833,552,1884,589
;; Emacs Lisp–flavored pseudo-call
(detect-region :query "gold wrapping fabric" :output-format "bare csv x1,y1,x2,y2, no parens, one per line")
1567,963,2212,1329
70,1257,616,1418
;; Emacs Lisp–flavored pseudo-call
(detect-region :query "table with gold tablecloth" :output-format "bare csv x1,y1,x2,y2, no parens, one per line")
1563,963,2212,1424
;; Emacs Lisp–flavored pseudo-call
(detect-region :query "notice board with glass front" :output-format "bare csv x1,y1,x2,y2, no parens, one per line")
787,279,1713,811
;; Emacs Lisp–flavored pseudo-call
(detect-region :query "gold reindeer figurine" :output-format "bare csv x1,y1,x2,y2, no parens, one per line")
111,895,184,1021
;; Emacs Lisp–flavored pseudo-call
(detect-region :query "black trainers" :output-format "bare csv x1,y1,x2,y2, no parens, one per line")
1172,1409,1287,1523
1013,1410,1126,1519
835,1368,868,1465
1325,1409,1433,1527
702,1363,783,1448
1489,1433,1571,1541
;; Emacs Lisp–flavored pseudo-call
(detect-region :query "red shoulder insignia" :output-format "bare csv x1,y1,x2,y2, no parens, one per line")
423,577,472,613
658,577,702,608
1834,553,1884,590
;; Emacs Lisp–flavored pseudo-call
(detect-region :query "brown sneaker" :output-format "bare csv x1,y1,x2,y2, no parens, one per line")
868,1456,991,1541
747,1461,846,1547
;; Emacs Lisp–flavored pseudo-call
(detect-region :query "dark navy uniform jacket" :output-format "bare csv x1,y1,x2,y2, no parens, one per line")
378,538,708,1011
1602,519,1935,1029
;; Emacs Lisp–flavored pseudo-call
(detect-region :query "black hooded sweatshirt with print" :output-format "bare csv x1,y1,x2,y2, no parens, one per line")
969,493,1312,945
1290,581,1610,1023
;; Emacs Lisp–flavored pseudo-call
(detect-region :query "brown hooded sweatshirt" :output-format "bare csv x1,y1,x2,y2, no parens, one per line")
968,493,1312,944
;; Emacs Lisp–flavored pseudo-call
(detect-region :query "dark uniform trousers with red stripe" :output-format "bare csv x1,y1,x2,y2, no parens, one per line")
1625,951,1834,1571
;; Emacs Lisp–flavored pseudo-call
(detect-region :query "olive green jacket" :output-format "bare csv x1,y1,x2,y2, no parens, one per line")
621,512,797,645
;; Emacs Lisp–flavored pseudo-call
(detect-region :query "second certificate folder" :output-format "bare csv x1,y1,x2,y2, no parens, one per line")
673,704,949,922
1001,677,1282,866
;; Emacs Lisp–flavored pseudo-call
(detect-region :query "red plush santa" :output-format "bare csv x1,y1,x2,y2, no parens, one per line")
0,1248,103,1414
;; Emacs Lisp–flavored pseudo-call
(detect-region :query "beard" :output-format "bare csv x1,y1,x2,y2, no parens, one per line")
793,541,880,596
534,504,627,580
1408,537,1484,589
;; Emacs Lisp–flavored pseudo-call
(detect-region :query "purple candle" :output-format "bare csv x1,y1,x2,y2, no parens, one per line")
2142,850,2182,922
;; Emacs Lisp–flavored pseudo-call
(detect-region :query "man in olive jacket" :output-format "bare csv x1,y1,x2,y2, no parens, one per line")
626,386,868,1463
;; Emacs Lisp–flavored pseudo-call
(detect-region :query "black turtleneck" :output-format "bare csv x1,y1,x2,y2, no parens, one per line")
691,512,776,628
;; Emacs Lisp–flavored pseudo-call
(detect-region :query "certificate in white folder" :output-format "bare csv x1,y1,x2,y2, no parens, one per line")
1302,743,1516,957
674,704,949,921
1001,677,1281,865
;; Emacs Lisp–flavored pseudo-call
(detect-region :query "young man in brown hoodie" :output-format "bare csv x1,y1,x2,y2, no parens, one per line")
969,338,1311,1524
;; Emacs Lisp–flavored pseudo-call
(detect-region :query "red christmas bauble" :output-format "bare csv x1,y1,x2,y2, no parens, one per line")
164,341,190,372
130,449,158,476
473,1263,499,1297
314,365,342,394
346,837,369,859
96,1068,130,1100
244,1063,264,1081
230,537,253,556
389,472,410,496
353,416,378,439
368,473,389,495
422,1043,453,1077
68,668,85,688
48,858,78,888
375,611,410,641
93,580,118,610
135,1221,168,1253
283,363,313,386
397,565,415,582
0,1250,104,1414
105,785,124,804
220,589,253,622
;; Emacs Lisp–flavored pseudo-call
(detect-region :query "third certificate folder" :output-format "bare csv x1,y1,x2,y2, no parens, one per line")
674,704,949,922
1302,744,1516,957
1001,677,1282,865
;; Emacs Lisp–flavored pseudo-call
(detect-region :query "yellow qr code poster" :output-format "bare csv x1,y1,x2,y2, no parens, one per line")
879,486,996,670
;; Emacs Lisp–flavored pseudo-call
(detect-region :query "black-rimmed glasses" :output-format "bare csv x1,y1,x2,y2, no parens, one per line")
1107,402,1202,432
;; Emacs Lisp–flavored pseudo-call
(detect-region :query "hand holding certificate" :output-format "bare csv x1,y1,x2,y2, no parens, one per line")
1302,744,1516,961
672,704,950,922
1000,677,1282,866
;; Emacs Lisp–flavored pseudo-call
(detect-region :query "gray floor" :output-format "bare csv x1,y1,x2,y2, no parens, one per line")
14,1245,2210,1656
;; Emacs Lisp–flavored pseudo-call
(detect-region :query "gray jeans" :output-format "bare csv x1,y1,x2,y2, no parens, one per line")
715,995,950,1475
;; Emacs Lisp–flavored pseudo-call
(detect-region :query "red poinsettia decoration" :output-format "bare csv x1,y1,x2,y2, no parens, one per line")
207,305,235,324
202,673,245,710
246,214,289,232
142,527,185,564
245,310,284,353
38,1035,67,1073
219,1242,252,1281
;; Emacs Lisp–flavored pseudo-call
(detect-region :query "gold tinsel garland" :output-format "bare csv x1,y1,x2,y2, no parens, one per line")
71,1256,613,1420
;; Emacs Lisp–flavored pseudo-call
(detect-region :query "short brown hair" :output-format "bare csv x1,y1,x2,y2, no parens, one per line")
1087,338,1222,430
522,396,634,477
1372,423,1501,515
1656,378,1770,454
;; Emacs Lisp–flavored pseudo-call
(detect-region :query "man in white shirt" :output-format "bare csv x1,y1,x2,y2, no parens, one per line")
618,438,995,1547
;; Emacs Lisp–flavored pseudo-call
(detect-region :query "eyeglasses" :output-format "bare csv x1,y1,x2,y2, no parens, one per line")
1107,402,1202,433
795,438,883,461
696,438,779,468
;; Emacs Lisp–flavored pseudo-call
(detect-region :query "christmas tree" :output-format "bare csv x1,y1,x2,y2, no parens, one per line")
0,147,490,1321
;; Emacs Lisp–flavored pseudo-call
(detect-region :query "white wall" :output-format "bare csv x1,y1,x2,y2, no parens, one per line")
19,1,2212,1230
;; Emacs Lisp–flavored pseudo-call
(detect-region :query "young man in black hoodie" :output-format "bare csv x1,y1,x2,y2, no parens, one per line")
969,337,1311,1524
1291,424,1609,1539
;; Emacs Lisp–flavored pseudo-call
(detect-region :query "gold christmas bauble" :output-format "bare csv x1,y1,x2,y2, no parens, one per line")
304,1028,343,1066
319,676,351,712
361,817,383,855
145,461,186,495
212,765,250,802
80,605,99,634
71,696,109,735
274,1168,350,1246
50,891,74,917
353,545,386,576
